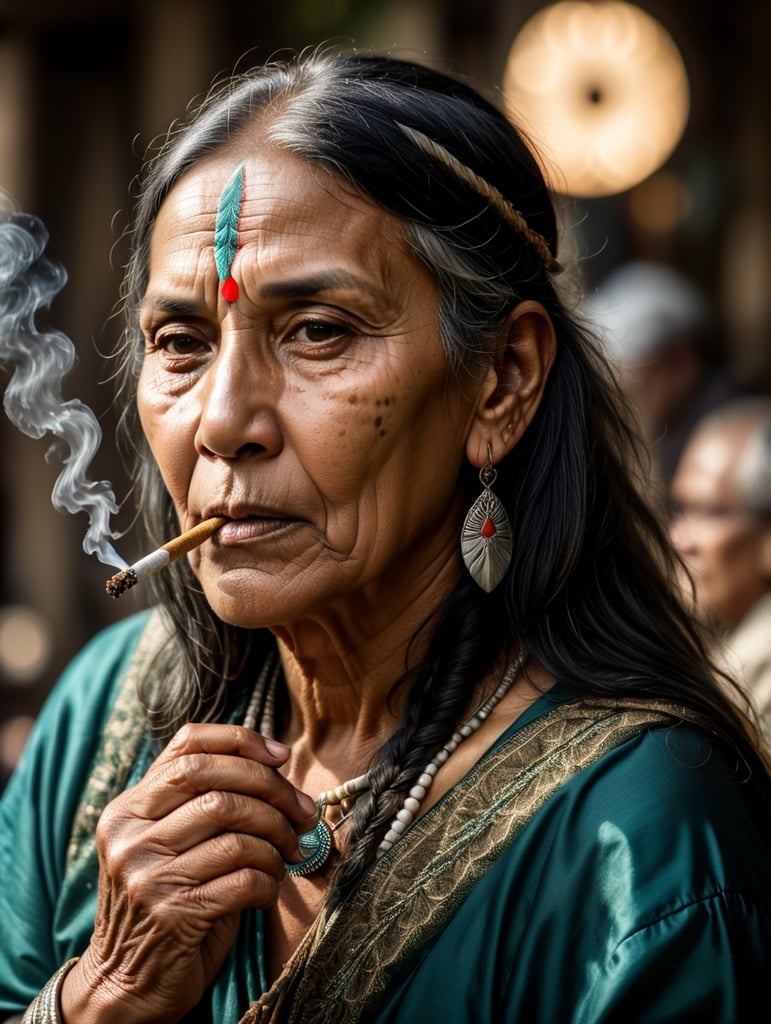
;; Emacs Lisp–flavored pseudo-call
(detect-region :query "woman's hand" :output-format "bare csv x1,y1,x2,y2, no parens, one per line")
60,723,318,1023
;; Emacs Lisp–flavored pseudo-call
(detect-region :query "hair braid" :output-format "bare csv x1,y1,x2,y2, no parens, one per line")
398,124,561,274
328,578,508,908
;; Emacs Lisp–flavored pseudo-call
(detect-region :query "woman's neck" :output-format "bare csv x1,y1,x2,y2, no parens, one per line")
273,615,424,757
270,556,463,758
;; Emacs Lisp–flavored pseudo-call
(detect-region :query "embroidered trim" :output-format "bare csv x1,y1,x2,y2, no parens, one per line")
65,609,176,882
242,698,703,1023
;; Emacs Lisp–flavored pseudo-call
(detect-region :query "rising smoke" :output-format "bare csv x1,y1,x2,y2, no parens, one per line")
0,190,127,570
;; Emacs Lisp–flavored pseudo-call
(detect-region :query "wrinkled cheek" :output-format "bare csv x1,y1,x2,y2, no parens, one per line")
161,446,200,510
136,368,166,440
137,384,198,508
315,462,386,562
307,399,394,502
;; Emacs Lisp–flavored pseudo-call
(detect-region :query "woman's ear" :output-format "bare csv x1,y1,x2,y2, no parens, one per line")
466,300,556,468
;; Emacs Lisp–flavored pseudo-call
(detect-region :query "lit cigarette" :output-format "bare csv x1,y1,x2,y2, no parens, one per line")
105,516,227,598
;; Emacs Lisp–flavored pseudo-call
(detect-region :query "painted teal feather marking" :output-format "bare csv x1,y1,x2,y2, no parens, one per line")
214,164,244,283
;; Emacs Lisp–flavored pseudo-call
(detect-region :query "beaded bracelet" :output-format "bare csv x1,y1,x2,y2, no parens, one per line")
21,957,80,1024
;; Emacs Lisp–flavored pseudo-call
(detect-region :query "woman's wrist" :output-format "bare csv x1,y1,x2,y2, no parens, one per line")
21,957,80,1023
56,946,187,1024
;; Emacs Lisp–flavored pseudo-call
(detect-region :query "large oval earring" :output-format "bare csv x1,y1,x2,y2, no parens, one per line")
460,445,513,592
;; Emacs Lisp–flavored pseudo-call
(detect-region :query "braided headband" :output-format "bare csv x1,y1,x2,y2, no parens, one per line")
398,123,561,275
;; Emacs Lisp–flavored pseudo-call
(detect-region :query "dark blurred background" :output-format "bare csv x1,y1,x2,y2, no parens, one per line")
1,0,770,786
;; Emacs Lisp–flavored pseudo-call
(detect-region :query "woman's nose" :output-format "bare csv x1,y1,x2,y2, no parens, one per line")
194,340,282,460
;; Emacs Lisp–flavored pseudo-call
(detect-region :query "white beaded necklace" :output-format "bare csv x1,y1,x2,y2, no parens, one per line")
242,647,527,875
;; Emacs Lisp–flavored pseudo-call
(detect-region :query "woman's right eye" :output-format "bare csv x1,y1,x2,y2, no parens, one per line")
150,331,210,359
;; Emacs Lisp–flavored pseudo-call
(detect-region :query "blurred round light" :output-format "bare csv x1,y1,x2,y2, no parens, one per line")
0,605,52,684
503,2,690,198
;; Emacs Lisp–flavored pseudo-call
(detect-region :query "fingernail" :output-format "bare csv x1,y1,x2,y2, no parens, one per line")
298,791,318,817
264,738,290,758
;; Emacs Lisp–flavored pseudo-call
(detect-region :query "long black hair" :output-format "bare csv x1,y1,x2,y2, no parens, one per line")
114,48,770,905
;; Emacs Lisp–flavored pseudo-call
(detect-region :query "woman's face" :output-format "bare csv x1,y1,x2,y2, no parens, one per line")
137,146,486,628
669,423,771,631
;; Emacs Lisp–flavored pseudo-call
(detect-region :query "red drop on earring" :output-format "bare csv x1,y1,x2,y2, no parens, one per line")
221,276,239,302
481,516,497,539
460,470,513,592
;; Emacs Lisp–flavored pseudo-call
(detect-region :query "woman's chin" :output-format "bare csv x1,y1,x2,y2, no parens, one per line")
197,568,276,628
200,566,311,630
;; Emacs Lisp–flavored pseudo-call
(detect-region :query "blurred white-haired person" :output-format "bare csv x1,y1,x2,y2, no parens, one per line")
584,261,744,487
670,397,771,746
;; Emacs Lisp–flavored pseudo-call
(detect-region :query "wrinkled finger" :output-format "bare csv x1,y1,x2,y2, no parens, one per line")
170,830,286,889
187,866,283,918
120,749,318,825
143,789,304,862
153,722,291,768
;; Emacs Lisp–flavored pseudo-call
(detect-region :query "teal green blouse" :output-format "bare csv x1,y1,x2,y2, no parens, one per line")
1,612,770,1021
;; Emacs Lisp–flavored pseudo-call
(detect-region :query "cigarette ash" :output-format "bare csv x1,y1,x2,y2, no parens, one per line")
105,567,137,598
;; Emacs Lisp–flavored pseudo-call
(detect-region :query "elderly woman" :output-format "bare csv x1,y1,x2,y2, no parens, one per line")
1,51,770,1024
669,397,771,747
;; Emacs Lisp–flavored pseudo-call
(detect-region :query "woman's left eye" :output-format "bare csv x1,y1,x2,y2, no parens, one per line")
288,319,351,346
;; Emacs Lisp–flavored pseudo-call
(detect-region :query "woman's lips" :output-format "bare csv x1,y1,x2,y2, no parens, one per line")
214,515,292,544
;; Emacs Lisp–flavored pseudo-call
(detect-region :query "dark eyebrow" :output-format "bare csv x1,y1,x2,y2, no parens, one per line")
140,271,389,315
140,296,202,317
258,271,386,301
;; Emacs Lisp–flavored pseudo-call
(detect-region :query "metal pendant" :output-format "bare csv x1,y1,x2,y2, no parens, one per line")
284,818,334,877
461,485,513,592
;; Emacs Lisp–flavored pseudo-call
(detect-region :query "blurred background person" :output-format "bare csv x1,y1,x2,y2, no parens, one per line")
669,397,771,746
583,260,746,490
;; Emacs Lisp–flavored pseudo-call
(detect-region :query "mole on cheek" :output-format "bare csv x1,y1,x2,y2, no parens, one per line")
374,396,394,436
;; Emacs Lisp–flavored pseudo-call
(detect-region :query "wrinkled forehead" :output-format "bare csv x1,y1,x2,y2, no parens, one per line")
143,144,437,324
150,145,411,282
158,146,400,242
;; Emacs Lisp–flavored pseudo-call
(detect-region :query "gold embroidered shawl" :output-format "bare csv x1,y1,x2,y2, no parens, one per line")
65,609,176,884
241,696,699,1024
59,612,704,1024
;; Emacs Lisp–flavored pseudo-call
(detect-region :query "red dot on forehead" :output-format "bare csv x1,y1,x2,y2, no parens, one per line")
222,276,239,302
